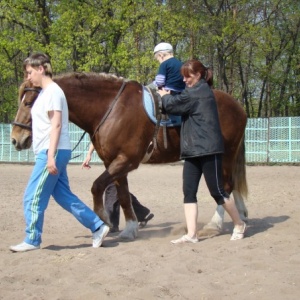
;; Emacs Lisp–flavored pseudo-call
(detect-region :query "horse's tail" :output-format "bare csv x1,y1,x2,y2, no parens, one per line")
232,135,248,199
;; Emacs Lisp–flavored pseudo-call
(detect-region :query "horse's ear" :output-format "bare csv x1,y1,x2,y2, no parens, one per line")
206,68,213,87
18,82,25,103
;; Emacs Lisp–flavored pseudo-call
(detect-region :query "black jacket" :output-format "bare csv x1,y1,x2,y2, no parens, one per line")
161,79,224,159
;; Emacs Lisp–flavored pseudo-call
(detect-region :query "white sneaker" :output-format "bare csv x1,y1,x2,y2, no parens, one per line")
10,242,40,252
92,224,109,248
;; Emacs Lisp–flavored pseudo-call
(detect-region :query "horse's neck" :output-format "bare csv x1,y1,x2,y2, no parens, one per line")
55,78,115,135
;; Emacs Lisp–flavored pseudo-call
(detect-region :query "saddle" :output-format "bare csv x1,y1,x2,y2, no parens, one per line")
143,86,181,149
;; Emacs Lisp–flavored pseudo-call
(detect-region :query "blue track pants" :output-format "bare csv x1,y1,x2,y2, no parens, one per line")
23,149,103,246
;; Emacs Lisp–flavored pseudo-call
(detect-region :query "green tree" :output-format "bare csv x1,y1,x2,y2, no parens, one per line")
0,0,300,122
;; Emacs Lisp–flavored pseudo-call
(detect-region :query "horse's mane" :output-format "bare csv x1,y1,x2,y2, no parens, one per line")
54,72,125,83
18,72,127,103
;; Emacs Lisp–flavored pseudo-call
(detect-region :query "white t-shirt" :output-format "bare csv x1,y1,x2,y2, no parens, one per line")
31,82,71,155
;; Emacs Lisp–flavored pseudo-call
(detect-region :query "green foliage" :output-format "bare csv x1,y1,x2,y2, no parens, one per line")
0,0,300,122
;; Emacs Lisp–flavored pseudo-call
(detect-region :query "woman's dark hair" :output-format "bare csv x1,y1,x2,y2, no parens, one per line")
181,59,213,87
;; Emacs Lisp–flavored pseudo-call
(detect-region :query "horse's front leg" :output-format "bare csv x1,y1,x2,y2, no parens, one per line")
115,176,138,240
91,170,112,226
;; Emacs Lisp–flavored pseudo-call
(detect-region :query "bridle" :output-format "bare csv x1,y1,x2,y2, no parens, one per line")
12,87,41,131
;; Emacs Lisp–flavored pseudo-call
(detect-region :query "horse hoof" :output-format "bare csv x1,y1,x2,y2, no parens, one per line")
118,220,139,240
197,227,221,238
203,222,222,231
118,230,137,240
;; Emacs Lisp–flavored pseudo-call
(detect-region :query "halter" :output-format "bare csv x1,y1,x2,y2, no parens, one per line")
11,87,41,131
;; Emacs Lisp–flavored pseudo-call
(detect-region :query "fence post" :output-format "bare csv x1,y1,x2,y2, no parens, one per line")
289,117,292,162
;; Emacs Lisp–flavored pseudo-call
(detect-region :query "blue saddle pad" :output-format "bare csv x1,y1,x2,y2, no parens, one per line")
142,87,181,127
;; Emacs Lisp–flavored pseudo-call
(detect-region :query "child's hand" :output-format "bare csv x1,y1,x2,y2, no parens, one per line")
81,155,92,169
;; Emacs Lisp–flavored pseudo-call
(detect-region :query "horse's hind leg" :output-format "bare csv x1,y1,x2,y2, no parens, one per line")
115,177,139,240
198,142,248,238
232,190,248,221
197,205,225,238
199,190,248,237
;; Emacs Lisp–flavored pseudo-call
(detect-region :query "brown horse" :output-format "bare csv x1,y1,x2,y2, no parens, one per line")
11,72,248,240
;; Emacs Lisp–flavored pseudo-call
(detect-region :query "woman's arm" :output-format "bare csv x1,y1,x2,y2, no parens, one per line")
158,88,191,115
47,110,62,175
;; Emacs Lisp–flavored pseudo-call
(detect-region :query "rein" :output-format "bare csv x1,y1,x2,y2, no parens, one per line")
23,87,42,93
11,122,32,131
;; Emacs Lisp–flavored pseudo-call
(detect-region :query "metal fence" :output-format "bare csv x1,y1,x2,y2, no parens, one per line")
245,117,300,163
0,124,100,164
1,117,300,163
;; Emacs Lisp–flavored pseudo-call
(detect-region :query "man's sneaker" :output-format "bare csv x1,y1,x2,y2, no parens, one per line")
139,213,154,228
92,224,109,248
10,242,40,252
109,226,119,233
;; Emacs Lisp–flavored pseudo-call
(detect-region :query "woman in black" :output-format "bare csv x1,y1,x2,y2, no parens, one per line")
158,59,246,244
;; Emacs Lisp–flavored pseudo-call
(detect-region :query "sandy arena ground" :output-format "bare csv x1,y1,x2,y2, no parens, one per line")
0,163,299,300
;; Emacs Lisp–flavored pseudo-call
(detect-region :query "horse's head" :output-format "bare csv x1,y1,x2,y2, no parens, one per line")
11,81,41,150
